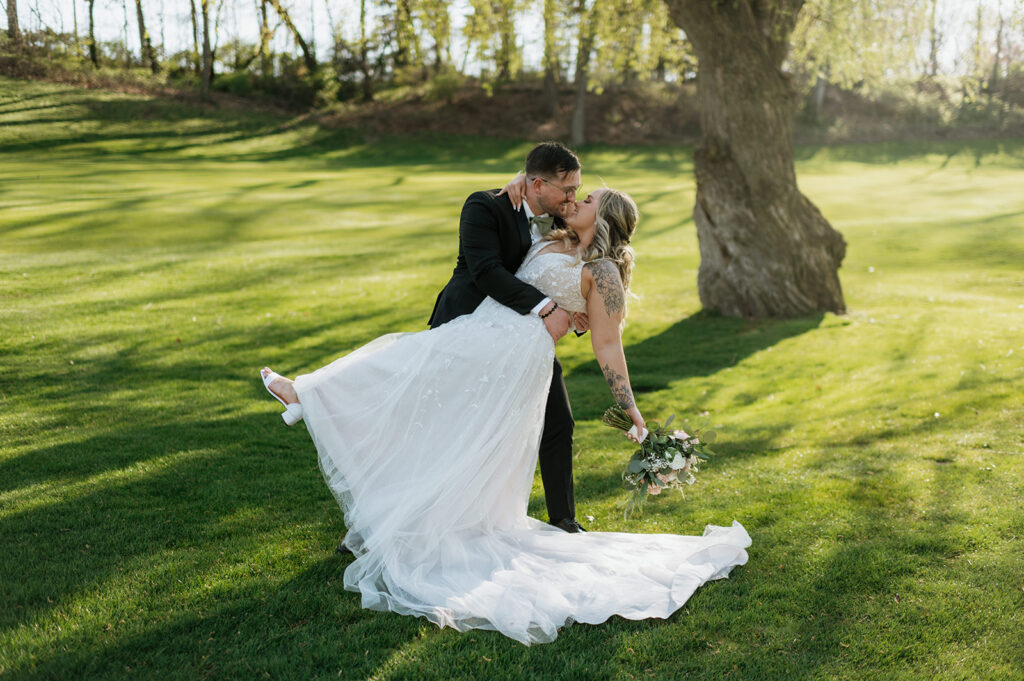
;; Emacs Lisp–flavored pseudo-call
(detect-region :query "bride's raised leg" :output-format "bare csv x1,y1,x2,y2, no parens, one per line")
259,367,304,425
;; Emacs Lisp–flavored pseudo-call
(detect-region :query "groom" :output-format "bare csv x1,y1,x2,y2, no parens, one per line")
428,141,587,533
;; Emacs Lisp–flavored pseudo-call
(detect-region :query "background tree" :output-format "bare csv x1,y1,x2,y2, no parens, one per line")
464,0,521,82
134,0,160,73
790,0,926,123
87,0,98,65
258,0,273,81
188,0,200,73
419,0,450,74
541,0,562,116
570,0,601,146
6,0,19,42
664,0,847,318
265,0,315,72
200,0,213,93
357,0,374,100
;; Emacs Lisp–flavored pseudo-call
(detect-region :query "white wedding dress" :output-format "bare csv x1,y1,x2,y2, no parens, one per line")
293,242,751,645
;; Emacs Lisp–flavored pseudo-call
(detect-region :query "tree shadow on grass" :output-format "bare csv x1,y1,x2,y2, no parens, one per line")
565,311,826,423
792,137,1024,168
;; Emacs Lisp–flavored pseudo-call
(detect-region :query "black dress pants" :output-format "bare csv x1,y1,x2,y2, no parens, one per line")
539,357,575,522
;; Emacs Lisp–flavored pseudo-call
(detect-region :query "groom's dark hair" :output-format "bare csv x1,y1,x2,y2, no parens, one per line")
525,142,581,179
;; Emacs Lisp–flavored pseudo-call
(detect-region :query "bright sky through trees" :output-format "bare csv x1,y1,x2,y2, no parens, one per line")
14,0,1017,77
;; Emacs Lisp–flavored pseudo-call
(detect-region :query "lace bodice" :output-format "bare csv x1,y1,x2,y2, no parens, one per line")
515,241,587,314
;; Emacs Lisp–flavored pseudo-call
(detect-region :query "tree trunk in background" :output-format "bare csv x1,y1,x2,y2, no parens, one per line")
990,12,1004,91
134,0,160,73
392,0,415,69
495,2,516,81
265,0,316,73
665,0,846,318
200,0,212,95
359,0,373,101
926,0,940,77
259,0,272,81
570,0,596,147
6,0,19,42
189,0,200,73
542,0,559,117
87,0,98,65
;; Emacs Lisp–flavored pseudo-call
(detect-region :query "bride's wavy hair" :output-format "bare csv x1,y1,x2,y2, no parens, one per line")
546,189,639,292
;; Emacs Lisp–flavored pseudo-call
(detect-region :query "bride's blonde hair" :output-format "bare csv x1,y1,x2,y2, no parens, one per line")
546,188,638,292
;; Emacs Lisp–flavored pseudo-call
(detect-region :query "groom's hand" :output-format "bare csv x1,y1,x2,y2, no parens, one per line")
541,303,571,342
572,312,590,334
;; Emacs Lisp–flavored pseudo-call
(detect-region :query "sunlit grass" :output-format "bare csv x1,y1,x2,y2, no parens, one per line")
1,76,1022,680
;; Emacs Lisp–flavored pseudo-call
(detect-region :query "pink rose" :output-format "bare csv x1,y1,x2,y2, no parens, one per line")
672,429,690,440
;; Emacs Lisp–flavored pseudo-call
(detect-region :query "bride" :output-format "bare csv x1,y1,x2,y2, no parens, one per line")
260,187,751,645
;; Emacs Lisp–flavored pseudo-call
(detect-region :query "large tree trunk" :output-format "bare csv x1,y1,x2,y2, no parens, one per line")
6,0,19,42
189,0,200,73
265,0,316,73
665,0,846,318
134,0,160,73
87,0,98,65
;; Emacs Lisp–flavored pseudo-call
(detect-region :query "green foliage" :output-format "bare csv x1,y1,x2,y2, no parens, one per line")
790,0,929,89
2,77,1024,680
213,69,256,96
425,65,467,103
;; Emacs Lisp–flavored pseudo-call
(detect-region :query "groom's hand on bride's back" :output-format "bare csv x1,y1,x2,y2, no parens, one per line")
541,303,571,342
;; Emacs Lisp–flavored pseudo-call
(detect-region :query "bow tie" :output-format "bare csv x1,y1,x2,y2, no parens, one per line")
529,215,554,236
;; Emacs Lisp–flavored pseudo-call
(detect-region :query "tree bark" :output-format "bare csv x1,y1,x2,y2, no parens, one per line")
665,0,846,318
134,0,160,73
200,0,213,95
6,0,19,42
87,0,98,65
265,0,316,73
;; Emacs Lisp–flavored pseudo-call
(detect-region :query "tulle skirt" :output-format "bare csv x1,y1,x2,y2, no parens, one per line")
294,298,750,645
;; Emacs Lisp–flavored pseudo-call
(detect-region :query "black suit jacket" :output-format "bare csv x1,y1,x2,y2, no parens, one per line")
429,190,559,328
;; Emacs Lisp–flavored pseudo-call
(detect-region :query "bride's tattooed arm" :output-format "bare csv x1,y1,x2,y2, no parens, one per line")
601,362,635,410
584,259,640,424
586,260,624,317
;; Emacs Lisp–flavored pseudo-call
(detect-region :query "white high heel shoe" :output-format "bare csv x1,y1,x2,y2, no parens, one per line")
260,368,304,426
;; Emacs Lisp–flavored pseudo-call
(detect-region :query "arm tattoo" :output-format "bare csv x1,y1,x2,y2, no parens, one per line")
601,362,635,410
585,260,624,317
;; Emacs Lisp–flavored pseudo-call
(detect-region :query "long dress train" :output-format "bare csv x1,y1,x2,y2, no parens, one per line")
293,242,751,645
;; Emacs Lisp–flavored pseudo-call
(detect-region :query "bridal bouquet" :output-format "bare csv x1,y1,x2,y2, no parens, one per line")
601,405,717,517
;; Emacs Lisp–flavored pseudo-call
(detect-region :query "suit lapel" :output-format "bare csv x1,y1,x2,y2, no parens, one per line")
506,196,532,258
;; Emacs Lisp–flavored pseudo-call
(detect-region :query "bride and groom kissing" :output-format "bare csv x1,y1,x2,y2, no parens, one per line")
260,142,750,645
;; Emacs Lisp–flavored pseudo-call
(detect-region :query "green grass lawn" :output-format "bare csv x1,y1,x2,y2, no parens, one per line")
1,76,1022,680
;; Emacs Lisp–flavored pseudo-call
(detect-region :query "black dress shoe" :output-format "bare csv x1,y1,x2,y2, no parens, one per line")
550,518,587,533
336,540,353,555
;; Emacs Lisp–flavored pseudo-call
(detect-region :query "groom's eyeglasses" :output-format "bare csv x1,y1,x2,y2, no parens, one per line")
532,177,582,199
